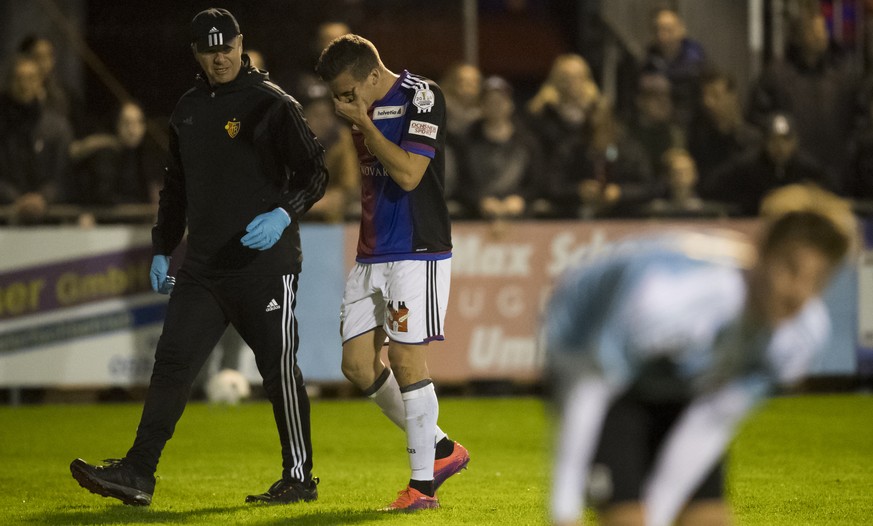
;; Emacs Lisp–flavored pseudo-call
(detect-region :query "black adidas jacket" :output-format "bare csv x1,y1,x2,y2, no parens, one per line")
153,56,328,275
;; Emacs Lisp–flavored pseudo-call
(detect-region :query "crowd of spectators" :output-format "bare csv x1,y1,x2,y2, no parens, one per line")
439,4,872,221
3,5,873,226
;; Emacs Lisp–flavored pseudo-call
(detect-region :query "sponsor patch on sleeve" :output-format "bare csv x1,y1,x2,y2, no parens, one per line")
408,120,439,140
413,87,435,113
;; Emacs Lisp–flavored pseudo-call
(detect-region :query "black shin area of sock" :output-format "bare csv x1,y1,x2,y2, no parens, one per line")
435,437,454,460
362,367,391,397
409,478,435,497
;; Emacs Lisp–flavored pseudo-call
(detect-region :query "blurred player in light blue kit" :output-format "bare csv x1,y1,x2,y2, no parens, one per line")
544,184,857,526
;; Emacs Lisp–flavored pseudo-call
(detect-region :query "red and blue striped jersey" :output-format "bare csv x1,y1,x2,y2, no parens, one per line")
352,70,452,263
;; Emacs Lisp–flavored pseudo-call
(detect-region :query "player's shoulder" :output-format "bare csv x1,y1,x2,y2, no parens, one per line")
400,71,440,90
399,72,444,105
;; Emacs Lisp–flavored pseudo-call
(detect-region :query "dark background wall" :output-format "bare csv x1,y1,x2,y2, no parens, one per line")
1,0,579,133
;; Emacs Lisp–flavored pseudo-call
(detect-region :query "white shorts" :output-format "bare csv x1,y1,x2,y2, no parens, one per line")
340,259,451,345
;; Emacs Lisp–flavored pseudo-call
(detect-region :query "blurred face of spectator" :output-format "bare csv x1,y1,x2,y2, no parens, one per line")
481,88,514,122
799,15,829,58
117,102,147,148
30,38,56,78
653,10,686,57
701,78,737,124
303,98,336,139
194,34,243,85
317,22,351,54
248,49,266,70
636,76,672,123
551,57,591,104
9,58,44,104
448,65,482,107
666,151,697,193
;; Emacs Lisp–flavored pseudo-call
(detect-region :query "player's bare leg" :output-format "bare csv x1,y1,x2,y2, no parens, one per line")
341,328,389,390
676,500,732,526
387,341,429,387
600,502,645,526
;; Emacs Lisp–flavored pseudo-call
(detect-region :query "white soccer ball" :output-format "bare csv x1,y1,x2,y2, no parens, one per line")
206,368,251,405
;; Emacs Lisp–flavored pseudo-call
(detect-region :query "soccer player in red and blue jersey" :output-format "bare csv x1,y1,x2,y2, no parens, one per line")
317,34,469,512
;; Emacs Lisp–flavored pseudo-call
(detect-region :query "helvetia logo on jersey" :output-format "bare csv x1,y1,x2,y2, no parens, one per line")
373,105,406,120
265,299,280,312
408,120,438,140
387,301,410,333
225,118,240,138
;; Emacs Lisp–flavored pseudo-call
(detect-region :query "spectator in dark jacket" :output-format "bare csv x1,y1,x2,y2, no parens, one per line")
526,54,601,217
703,113,833,216
558,99,658,219
463,76,542,220
67,101,162,213
440,62,483,219
18,34,87,135
641,7,708,130
0,55,72,224
747,11,861,186
844,88,873,204
688,70,763,187
625,72,685,176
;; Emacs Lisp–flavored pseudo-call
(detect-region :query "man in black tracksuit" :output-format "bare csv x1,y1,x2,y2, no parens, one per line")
70,8,328,506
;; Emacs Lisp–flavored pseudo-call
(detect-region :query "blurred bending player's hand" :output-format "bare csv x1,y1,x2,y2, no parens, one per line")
240,208,291,250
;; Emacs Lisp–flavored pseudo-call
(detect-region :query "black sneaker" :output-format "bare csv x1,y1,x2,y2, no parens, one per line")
70,458,155,506
245,476,319,504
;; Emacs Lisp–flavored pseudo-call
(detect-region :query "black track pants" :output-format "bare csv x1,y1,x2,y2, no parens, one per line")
125,268,313,482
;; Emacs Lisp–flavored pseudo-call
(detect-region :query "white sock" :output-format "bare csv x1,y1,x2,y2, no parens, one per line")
369,369,448,444
401,381,438,481
368,368,407,429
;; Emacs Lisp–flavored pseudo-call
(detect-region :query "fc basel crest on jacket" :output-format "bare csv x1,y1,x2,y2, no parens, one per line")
225,118,240,138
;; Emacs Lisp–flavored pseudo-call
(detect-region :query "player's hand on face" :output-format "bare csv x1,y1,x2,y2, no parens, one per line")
333,88,369,126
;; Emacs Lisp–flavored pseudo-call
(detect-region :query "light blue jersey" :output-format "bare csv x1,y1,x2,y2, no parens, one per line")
543,231,829,399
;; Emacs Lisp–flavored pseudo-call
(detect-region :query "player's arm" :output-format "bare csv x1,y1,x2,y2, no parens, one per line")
333,89,430,192
353,117,430,191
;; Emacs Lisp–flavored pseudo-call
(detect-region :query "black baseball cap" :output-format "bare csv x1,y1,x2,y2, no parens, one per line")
191,8,240,52
481,75,513,97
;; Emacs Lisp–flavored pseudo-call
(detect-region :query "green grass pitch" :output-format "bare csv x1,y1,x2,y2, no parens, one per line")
1,394,871,525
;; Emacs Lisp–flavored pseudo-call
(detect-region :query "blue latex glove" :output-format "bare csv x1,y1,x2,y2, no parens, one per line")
149,255,174,294
241,208,291,251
